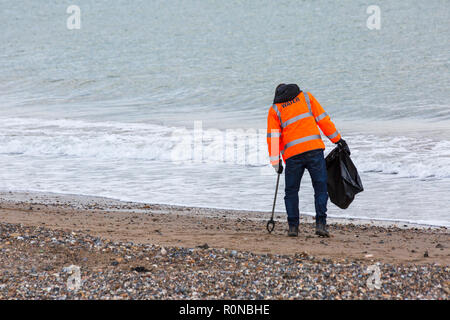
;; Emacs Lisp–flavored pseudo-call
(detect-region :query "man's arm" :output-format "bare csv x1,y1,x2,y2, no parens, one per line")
267,106,283,172
308,93,341,143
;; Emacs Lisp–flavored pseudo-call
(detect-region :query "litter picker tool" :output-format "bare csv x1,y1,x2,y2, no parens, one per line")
266,171,281,233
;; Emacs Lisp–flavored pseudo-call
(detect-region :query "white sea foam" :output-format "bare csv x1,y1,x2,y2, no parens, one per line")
1,117,449,179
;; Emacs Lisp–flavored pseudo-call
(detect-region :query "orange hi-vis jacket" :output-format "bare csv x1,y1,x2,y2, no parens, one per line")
267,91,341,165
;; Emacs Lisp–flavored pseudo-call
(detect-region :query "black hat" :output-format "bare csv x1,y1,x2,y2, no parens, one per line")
273,83,301,104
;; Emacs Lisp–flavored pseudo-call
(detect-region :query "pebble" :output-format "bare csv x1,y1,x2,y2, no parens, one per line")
0,222,448,300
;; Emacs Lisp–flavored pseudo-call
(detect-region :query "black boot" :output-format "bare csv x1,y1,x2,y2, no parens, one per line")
288,225,299,237
315,223,330,237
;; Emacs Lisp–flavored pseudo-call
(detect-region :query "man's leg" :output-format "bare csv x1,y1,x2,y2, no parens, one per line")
284,157,305,229
305,150,329,233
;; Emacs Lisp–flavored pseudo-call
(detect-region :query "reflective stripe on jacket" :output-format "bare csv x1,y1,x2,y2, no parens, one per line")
267,91,341,165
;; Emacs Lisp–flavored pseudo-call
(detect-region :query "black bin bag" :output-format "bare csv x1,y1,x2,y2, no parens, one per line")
325,146,364,209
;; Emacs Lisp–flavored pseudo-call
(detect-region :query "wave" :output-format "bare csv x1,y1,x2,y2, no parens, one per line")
0,117,449,180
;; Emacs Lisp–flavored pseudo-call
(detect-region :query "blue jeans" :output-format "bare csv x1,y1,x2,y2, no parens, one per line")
284,149,328,227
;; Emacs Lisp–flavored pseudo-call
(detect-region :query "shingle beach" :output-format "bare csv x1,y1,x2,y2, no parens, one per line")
0,192,448,299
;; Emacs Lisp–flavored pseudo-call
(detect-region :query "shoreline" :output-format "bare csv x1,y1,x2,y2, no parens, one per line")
1,190,447,229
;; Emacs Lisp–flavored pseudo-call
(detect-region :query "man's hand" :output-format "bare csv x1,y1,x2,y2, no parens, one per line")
336,138,351,155
272,162,283,174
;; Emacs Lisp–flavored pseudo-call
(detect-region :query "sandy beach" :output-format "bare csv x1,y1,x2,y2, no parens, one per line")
0,191,448,299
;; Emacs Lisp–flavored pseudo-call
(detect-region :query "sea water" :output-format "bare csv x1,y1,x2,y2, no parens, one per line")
1,0,449,226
